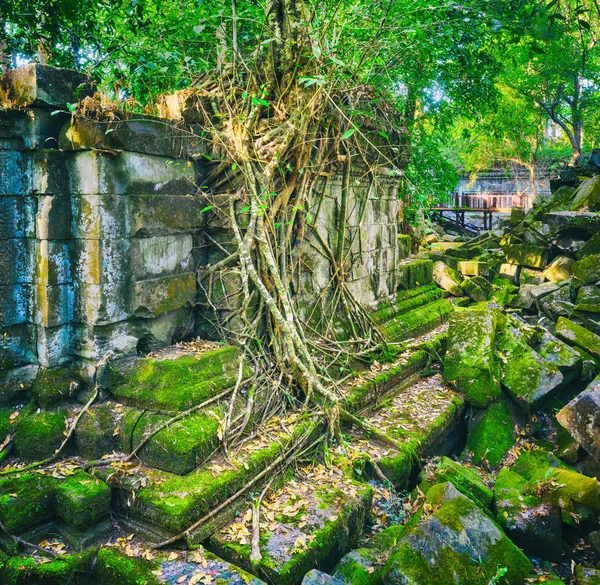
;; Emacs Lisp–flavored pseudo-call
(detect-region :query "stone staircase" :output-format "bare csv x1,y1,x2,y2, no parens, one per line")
0,256,462,584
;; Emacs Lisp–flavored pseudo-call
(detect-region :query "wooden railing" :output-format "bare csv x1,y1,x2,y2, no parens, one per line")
439,192,534,210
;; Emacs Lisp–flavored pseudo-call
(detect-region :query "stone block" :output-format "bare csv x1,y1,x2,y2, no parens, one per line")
0,239,34,285
128,194,207,237
132,273,196,317
0,108,69,150
578,231,600,259
557,377,600,459
534,330,582,377
498,262,521,283
0,150,32,195
35,239,73,285
397,259,433,290
36,324,74,367
543,255,574,283
0,196,35,238
443,309,501,408
66,150,119,194
31,364,83,407
32,283,74,327
70,193,128,239
496,323,563,412
572,175,600,211
0,64,94,109
35,194,72,239
573,253,600,285
555,317,600,361
397,234,411,259
73,281,130,325
457,260,489,277
55,471,111,530
59,115,201,158
512,284,537,310
31,149,71,195
197,269,244,310
0,324,36,371
503,243,549,269
462,276,491,302
130,234,193,280
537,285,575,321
0,364,37,405
510,206,526,224
0,284,30,325
12,407,69,461
73,238,130,284
542,211,600,237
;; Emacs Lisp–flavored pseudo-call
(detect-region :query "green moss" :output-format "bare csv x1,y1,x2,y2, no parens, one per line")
0,473,55,533
396,259,434,290
463,400,515,468
107,346,245,411
555,317,600,361
12,408,67,461
368,524,407,551
1,550,94,585
55,470,111,529
333,548,382,585
371,285,442,324
94,548,160,585
32,366,83,408
132,409,222,475
573,253,600,285
444,309,501,408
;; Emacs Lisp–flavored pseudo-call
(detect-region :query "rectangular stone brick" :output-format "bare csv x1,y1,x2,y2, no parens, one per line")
0,239,34,285
0,151,31,195
0,324,36,371
0,109,70,151
32,283,74,327
73,239,130,284
0,284,30,325
70,193,128,240
132,273,196,317
36,194,72,239
0,196,35,239
35,240,73,285
73,281,130,326
36,323,74,367
130,234,193,280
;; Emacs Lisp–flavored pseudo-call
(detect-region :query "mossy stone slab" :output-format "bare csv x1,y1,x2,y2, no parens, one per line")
332,548,382,585
578,230,600,259
543,255,575,283
443,309,501,408
132,409,222,475
534,330,582,377
0,473,55,533
106,345,244,412
503,243,549,269
557,377,600,459
432,262,463,296
0,550,94,585
12,407,69,461
572,176,600,211
208,466,372,585
396,259,433,290
55,470,111,530
573,253,600,285
496,324,564,411
94,547,160,585
32,365,84,408
555,317,600,361
462,399,515,468
381,482,532,585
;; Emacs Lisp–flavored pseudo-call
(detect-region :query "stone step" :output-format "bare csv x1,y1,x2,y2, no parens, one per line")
370,283,442,324
207,465,372,585
347,373,465,488
395,258,434,290
377,297,454,342
105,343,247,412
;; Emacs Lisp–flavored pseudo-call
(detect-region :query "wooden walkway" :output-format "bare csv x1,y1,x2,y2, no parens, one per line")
430,207,511,231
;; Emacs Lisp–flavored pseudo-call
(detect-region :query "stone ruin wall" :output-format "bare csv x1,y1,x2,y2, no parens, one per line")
0,64,405,394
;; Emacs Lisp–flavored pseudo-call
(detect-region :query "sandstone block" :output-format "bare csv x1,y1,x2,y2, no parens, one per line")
73,238,129,284
36,323,74,367
0,108,69,150
503,243,549,269
573,253,600,285
32,283,74,327
457,260,489,277
555,317,600,361
572,175,600,211
0,150,32,195
543,255,575,283
0,284,30,325
132,273,196,317
0,239,34,285
0,324,36,371
130,234,193,280
0,196,35,238
432,261,462,295
543,211,600,237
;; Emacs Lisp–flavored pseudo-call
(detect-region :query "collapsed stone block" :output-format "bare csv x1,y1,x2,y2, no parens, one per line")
55,471,111,530
572,175,600,212
542,210,600,237
573,253,600,285
443,309,501,408
456,260,489,277
432,261,463,296
544,255,574,283
555,317,600,361
579,231,600,259
557,377,600,459
503,243,548,269
461,276,491,302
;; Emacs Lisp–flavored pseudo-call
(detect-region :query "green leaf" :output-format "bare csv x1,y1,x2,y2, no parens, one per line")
66,103,77,113
200,205,213,213
341,128,356,140
240,206,251,213
378,131,389,140
50,110,65,116
105,128,115,135
232,163,238,171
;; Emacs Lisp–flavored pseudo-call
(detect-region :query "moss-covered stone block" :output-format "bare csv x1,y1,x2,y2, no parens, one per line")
381,482,532,585
432,262,463,296
397,234,411,260
456,260,489,277
572,176,600,211
555,317,600,361
573,253,600,285
557,377,600,459
423,457,492,510
55,471,111,529
106,345,244,412
462,399,515,469
503,243,549,269
461,276,491,302
578,230,600,259
534,330,582,378
75,403,144,459
12,408,68,461
32,365,83,408
496,323,563,411
333,548,382,585
396,259,433,290
493,468,563,561
132,272,196,318
443,309,501,408
543,255,574,283
132,409,222,475
574,566,600,585
0,473,55,533
0,550,94,585
94,547,160,585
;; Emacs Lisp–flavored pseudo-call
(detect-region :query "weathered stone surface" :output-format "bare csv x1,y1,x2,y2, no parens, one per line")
557,377,600,459
498,262,521,283
73,281,130,325
332,548,381,585
36,323,74,367
544,255,574,283
463,399,515,468
130,235,193,280
512,283,538,310
302,570,344,585
0,323,37,371
0,364,37,405
537,284,575,321
543,210,600,236
503,243,548,269
461,276,491,302
0,108,69,150
574,566,600,585
59,115,200,158
496,320,563,411
55,471,111,529
0,284,30,326
0,196,35,239
572,175,600,211
132,272,196,317
432,261,463,296
73,238,129,284
579,230,600,259
381,483,532,585
444,309,501,408
396,259,433,290
494,468,563,561
519,267,546,286
12,408,69,461
397,234,411,259
0,239,34,285
534,330,582,377
32,365,83,407
0,64,94,109
555,317,600,361
457,260,489,277
573,253,600,285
